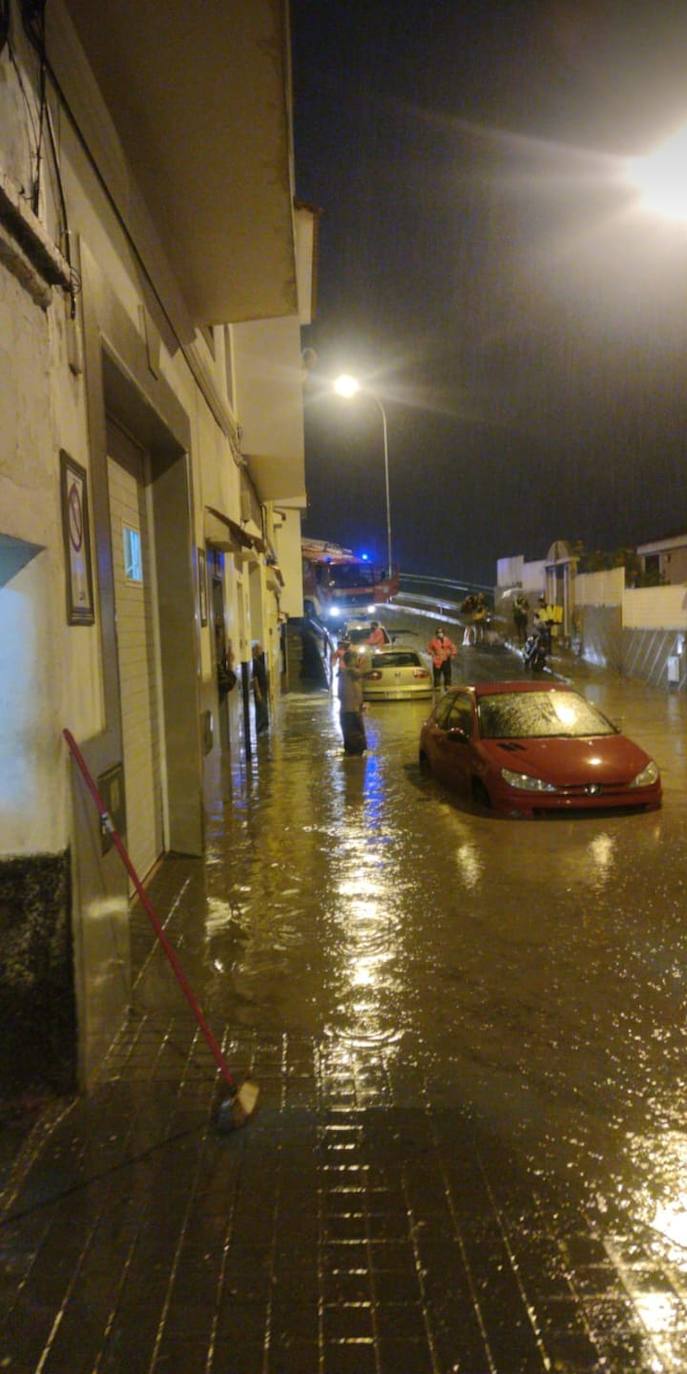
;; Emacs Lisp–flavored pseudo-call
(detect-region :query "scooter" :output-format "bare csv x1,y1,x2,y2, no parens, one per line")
523,624,548,672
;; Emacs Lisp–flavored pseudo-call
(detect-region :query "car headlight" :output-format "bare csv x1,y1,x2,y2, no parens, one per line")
501,767,558,793
629,760,659,788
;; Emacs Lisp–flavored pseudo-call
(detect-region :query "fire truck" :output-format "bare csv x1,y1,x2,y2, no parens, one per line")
302,539,399,622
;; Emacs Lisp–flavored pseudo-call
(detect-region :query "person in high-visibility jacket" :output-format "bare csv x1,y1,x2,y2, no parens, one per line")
427,626,457,690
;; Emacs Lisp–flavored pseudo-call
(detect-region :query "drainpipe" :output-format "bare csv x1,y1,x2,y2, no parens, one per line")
241,661,252,758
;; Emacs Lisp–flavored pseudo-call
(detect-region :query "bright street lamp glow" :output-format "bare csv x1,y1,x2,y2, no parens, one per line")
331,372,393,575
628,126,687,221
334,373,360,399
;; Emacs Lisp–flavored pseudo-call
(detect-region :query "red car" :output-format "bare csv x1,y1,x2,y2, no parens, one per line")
419,681,662,816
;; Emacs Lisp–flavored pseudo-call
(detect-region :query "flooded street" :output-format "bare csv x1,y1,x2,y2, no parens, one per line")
196,608,687,1248
8,611,687,1373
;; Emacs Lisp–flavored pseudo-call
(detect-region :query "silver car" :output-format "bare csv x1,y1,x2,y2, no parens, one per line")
362,648,433,700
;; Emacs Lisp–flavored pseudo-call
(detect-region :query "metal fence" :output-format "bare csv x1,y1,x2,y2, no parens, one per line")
398,573,493,607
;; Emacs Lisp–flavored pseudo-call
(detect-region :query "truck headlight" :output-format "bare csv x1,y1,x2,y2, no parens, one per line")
501,767,558,793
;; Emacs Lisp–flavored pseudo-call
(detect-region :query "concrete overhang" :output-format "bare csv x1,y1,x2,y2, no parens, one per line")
59,0,297,324
637,534,687,555
204,507,254,553
244,452,306,508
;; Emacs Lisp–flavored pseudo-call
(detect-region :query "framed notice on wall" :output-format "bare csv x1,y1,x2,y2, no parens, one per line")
60,450,95,625
198,547,208,626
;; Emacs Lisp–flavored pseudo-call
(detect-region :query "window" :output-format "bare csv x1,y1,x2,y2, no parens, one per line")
123,525,143,583
478,691,616,739
446,696,473,735
371,651,419,668
434,695,456,728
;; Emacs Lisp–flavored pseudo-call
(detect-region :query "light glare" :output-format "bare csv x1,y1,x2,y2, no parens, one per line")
628,127,687,221
334,373,360,399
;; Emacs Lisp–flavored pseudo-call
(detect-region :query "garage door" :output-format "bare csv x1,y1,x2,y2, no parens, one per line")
107,423,163,882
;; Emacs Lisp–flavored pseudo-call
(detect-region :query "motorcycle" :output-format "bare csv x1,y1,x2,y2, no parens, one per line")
522,623,549,672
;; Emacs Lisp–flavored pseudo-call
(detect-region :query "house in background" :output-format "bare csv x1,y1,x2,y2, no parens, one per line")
636,534,687,586
0,0,315,1095
497,535,687,691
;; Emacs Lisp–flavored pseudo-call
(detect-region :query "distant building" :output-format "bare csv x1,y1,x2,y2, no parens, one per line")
636,534,687,585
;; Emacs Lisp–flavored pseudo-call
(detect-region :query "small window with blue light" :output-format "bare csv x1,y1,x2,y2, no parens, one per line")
123,525,143,583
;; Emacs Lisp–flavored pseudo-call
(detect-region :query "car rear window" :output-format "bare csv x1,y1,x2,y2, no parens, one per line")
478,691,617,739
372,652,419,668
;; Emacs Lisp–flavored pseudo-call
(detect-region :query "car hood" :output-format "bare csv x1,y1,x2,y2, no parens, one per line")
482,734,652,786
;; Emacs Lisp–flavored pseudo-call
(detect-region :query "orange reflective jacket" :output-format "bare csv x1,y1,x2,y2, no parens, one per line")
427,635,456,667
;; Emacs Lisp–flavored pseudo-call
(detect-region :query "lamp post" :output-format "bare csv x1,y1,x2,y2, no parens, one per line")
334,374,393,576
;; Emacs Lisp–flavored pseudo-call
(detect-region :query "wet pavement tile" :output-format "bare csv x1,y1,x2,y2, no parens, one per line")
2,1053,677,1373
5,662,687,1371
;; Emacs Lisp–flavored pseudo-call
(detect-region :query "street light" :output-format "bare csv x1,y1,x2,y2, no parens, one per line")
627,125,687,221
333,374,393,576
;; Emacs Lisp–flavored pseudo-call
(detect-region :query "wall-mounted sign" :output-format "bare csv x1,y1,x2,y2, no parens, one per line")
60,450,95,625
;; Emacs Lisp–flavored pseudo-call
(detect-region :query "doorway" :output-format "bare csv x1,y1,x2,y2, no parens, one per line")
209,548,230,751
106,421,163,881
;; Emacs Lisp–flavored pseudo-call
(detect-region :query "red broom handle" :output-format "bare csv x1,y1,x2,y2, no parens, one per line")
63,728,236,1091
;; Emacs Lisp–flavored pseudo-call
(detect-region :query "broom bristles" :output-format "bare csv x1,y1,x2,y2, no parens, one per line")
217,1079,260,1131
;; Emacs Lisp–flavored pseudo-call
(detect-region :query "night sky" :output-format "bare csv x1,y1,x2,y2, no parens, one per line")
291,0,687,583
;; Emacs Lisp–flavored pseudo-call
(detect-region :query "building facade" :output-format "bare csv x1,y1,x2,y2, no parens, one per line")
0,0,315,1093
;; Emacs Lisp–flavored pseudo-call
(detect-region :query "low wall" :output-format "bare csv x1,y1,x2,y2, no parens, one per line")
620,587,687,688
575,567,625,608
575,580,687,689
621,627,687,690
576,606,623,672
623,584,687,629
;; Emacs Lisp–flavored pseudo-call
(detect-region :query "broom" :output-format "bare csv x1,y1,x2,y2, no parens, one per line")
63,728,259,1129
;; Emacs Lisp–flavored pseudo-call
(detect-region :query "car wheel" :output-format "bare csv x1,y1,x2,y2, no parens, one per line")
471,778,491,810
419,750,431,777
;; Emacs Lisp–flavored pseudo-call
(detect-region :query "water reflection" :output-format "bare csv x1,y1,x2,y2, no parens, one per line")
325,751,406,1054
455,839,483,890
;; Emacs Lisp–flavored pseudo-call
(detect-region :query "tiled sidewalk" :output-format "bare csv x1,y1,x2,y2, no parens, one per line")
2,984,685,1373
4,683,687,1374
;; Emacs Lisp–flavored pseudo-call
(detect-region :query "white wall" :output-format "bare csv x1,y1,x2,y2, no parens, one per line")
623,585,687,630
574,567,625,608
498,555,548,594
496,554,523,587
274,508,304,618
521,559,547,593
232,315,305,462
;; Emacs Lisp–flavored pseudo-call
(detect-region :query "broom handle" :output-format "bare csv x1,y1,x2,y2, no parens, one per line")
63,728,236,1091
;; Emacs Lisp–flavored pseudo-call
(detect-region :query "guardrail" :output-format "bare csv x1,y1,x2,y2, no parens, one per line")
398,573,493,607
394,590,464,617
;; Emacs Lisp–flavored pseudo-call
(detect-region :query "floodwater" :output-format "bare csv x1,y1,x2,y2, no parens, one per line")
195,608,687,1262
10,606,687,1373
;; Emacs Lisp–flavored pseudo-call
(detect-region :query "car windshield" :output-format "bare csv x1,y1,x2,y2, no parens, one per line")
346,626,372,643
372,652,419,668
477,691,617,739
330,564,379,588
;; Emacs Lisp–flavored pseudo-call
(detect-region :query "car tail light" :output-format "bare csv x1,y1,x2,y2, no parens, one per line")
366,671,383,680
413,669,430,679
